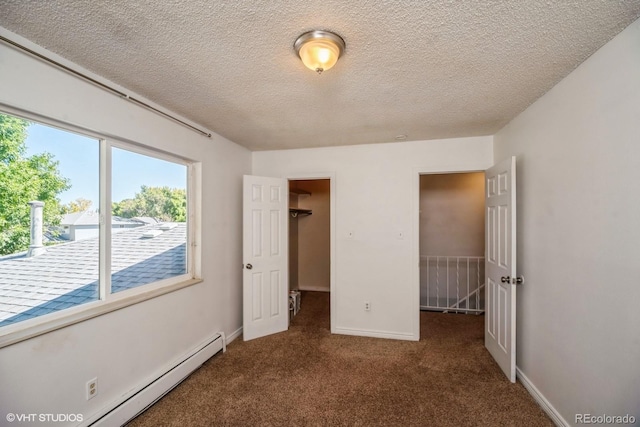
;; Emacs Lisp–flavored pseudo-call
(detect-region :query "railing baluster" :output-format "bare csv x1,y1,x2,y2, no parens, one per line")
426,256,430,308
467,257,470,310
420,255,485,314
456,257,460,310
477,258,481,311
446,257,449,310
436,256,440,308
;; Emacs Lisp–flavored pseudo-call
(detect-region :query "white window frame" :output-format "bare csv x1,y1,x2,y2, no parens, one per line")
0,108,202,348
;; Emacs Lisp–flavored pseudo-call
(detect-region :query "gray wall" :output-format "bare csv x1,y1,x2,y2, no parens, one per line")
494,18,640,424
419,172,484,257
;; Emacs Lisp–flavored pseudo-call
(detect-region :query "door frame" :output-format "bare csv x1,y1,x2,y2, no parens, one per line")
287,172,336,333
411,167,486,340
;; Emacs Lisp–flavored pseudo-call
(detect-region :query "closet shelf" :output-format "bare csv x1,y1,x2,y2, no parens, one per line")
289,188,311,196
289,208,312,217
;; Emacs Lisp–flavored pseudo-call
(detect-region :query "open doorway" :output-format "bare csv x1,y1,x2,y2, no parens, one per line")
419,173,485,316
288,179,331,330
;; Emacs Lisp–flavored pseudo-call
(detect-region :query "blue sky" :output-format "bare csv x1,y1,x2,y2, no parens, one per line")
24,122,186,208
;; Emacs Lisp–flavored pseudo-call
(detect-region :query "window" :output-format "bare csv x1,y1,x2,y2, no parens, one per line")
0,111,197,341
110,147,187,293
0,113,100,327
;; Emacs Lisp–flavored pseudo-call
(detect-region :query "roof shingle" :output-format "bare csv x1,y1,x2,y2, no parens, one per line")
0,223,186,327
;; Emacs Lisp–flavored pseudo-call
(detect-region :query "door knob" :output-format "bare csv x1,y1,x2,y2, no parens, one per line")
245,263,253,270
500,276,524,284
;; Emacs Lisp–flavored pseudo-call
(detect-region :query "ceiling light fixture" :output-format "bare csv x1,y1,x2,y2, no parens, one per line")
294,30,345,74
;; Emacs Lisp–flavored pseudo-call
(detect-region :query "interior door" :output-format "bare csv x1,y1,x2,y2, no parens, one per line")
485,156,517,382
243,175,289,341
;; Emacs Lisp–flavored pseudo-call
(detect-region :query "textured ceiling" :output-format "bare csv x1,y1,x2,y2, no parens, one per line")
1,1,639,151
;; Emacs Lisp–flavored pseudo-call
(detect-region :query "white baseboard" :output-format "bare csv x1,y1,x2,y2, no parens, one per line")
333,326,418,341
86,333,224,427
516,367,569,427
226,326,243,345
297,285,330,292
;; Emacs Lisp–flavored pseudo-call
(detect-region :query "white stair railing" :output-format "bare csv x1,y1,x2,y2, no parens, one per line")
420,255,485,314
451,283,485,310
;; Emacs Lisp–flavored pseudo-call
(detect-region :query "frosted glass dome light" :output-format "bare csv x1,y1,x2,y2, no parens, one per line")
294,30,345,74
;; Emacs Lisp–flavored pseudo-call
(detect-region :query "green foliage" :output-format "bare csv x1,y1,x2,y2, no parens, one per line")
0,113,28,163
0,113,70,255
112,185,186,222
61,197,93,214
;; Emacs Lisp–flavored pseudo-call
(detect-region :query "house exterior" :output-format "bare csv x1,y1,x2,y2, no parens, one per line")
58,210,148,241
0,12,638,427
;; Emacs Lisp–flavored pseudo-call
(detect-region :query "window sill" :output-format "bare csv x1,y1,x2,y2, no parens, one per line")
0,277,203,349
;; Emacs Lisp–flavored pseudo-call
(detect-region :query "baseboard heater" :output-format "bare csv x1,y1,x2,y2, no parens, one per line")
88,333,225,427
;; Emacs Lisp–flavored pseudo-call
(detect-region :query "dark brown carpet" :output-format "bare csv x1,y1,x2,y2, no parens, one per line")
128,292,552,426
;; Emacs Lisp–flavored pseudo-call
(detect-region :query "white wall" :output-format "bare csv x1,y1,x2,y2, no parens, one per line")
0,30,250,425
494,19,640,424
253,137,493,340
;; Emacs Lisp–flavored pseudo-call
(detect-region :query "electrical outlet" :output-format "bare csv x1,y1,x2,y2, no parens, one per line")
364,301,371,311
86,377,98,400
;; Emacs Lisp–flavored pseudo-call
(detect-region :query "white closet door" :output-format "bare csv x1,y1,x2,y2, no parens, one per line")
242,175,289,341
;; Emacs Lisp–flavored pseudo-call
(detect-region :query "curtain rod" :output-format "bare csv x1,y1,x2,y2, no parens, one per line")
0,35,212,138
